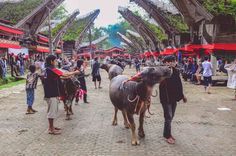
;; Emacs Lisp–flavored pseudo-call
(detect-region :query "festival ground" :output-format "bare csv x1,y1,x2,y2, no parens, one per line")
0,68,235,156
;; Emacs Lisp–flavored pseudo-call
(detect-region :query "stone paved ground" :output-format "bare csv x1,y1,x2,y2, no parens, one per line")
0,68,235,156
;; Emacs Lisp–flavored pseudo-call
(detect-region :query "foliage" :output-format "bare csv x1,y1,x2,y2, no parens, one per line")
62,18,88,41
51,5,68,20
167,14,189,33
0,0,43,24
145,21,168,41
51,19,67,37
203,0,236,18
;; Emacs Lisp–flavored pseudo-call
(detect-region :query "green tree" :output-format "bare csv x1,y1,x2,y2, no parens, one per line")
0,0,44,24
203,0,236,18
51,5,68,20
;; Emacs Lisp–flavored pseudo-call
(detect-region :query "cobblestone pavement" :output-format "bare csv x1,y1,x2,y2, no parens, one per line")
0,68,235,156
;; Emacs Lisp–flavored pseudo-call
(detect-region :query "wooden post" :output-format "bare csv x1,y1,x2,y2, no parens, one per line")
48,8,53,55
89,27,93,59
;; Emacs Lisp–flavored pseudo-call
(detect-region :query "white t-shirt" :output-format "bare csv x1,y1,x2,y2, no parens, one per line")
202,61,213,77
225,64,236,89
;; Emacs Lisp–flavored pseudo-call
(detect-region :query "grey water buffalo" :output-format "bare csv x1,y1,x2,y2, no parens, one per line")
109,66,172,145
100,64,124,80
100,64,128,127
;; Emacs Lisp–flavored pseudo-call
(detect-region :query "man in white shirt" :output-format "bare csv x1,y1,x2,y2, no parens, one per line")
225,59,236,100
202,56,213,94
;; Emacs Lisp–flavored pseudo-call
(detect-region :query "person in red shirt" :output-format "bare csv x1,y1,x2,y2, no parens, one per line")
43,55,80,135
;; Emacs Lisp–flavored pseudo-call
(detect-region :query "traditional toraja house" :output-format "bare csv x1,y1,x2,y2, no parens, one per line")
131,0,191,52
63,9,100,58
14,0,65,38
104,47,126,58
118,7,160,52
169,0,236,76
74,10,100,51
77,35,109,59
0,21,24,56
117,32,140,53
52,10,80,49
131,0,179,40
29,33,62,58
0,0,66,59
126,30,147,52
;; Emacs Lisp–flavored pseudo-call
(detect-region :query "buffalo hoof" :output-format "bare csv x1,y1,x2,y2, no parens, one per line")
131,140,140,146
138,130,145,138
124,123,130,129
65,115,72,120
112,120,118,126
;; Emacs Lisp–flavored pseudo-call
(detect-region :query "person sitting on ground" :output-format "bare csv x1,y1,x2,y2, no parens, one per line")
92,57,102,89
43,55,80,135
159,55,187,144
25,65,40,114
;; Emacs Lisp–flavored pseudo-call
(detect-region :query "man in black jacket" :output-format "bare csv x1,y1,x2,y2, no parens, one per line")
159,55,187,144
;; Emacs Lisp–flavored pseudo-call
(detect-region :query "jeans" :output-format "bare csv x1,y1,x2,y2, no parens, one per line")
161,102,177,139
26,88,35,107
20,65,24,76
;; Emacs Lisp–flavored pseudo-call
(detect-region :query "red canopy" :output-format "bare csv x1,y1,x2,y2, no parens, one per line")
0,25,24,35
104,47,125,53
55,49,62,54
36,46,49,53
112,53,120,57
202,43,236,51
160,48,178,55
152,52,159,57
144,51,152,57
124,53,130,57
0,40,21,49
38,36,49,43
78,53,90,58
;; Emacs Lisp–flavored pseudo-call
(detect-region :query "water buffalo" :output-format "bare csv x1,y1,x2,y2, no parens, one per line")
100,64,129,127
60,76,80,120
100,64,124,80
109,66,172,145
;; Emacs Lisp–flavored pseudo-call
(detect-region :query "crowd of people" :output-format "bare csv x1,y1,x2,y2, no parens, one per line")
0,52,235,141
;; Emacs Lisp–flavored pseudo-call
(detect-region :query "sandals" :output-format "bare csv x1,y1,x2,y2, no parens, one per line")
25,109,34,115
54,127,62,131
166,137,175,144
48,127,62,135
48,130,61,135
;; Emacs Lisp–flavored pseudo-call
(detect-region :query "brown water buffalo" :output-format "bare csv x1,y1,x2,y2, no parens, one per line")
109,66,172,145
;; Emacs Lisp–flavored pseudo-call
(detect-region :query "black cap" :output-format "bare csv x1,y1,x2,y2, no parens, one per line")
163,55,176,63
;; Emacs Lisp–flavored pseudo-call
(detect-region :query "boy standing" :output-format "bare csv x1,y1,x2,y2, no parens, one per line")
25,65,39,114
43,55,79,135
159,55,187,144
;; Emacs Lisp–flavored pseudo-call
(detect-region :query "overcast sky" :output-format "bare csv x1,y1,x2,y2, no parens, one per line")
64,0,132,27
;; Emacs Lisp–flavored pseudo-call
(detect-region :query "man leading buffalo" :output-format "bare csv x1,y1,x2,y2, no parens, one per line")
159,55,187,144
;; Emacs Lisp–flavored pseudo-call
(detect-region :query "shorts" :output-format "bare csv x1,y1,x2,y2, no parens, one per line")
203,76,212,87
45,98,59,119
92,75,101,82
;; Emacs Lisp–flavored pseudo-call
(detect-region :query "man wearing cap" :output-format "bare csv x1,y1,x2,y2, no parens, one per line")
159,55,187,144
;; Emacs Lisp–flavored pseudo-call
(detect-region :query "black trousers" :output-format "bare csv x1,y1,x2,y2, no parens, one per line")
161,102,177,139
76,77,88,102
